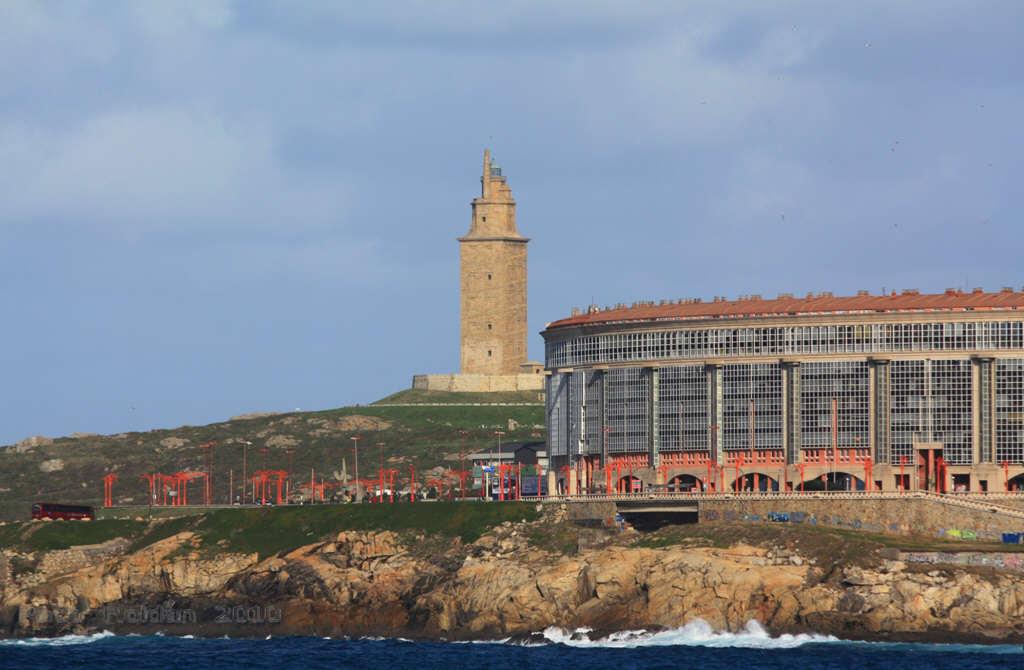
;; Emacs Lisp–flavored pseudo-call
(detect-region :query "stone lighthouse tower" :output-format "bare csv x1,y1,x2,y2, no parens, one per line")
459,149,529,375
411,150,542,393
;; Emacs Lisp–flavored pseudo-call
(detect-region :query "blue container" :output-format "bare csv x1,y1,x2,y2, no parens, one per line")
1001,532,1021,544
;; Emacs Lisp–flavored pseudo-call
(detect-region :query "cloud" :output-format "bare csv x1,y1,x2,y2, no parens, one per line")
4,1,998,238
566,31,830,148
0,106,347,232
128,0,234,37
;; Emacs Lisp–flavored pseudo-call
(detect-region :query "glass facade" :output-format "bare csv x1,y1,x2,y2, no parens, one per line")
583,371,605,455
799,361,870,450
996,359,1024,464
605,367,648,454
567,371,585,459
547,320,1024,368
930,359,973,465
657,366,708,451
887,360,925,464
546,320,1024,467
545,373,568,457
721,363,783,451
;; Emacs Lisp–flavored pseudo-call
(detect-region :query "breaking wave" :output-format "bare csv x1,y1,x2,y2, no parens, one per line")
1,624,1019,657
536,620,836,648
0,630,116,647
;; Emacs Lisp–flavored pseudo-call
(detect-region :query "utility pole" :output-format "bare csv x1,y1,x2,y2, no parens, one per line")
351,436,362,502
285,447,295,503
377,442,385,503
494,430,506,498
241,440,251,504
200,440,216,505
458,429,468,499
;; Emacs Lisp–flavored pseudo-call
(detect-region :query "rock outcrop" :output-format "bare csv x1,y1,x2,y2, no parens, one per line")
2,522,1023,643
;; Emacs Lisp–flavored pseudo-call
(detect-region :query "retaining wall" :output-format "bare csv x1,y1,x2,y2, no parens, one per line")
699,496,1024,541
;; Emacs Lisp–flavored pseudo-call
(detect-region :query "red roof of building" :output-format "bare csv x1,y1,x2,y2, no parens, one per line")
545,288,1024,330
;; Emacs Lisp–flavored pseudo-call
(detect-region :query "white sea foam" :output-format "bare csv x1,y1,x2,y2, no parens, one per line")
844,639,1024,655
0,630,116,647
537,620,837,649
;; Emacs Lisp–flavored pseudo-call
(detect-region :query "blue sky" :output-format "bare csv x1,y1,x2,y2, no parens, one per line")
1,2,1022,444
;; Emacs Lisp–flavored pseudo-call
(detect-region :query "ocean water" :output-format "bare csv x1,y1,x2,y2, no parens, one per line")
1,621,1020,669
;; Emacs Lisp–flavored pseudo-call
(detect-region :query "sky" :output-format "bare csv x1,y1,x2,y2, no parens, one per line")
1,1,1022,444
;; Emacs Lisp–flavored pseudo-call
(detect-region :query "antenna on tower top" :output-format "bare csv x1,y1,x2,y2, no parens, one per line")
481,148,491,198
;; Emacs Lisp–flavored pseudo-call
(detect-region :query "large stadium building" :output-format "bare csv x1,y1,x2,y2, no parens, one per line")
541,288,1024,495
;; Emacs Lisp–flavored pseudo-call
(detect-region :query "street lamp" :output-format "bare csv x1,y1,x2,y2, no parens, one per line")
494,430,506,498
458,429,468,499
377,442,385,503
350,436,361,502
494,430,506,465
241,440,252,504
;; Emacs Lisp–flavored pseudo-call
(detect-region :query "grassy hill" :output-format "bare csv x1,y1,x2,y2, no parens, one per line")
0,393,545,522
0,502,541,558
375,389,543,404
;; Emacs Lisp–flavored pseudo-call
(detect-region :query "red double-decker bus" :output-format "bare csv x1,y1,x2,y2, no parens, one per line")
31,502,95,520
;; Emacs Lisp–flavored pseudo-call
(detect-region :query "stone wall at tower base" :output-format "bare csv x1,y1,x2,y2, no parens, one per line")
412,373,544,393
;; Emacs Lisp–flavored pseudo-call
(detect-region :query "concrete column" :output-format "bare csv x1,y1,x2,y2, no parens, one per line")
972,358,982,465
546,469,557,498
707,364,723,465
577,371,586,468
923,359,934,443
867,360,876,462
781,361,800,465
649,367,660,468
871,359,891,465
600,370,608,467
927,449,935,492
973,357,994,463
781,362,790,463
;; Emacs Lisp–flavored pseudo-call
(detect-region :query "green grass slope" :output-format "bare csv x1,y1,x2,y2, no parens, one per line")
0,502,540,558
0,401,545,522
375,389,543,404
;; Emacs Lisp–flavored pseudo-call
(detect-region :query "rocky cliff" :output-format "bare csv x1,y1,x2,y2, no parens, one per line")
3,517,1024,643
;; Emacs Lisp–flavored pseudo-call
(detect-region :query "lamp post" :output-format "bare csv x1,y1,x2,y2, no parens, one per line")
458,429,468,499
351,436,362,502
241,440,252,504
377,442,385,503
285,447,295,503
494,430,506,498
